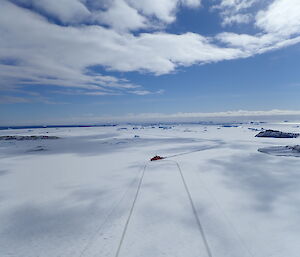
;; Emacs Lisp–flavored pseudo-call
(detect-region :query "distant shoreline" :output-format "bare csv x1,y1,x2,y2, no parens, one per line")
0,121,267,131
0,124,118,130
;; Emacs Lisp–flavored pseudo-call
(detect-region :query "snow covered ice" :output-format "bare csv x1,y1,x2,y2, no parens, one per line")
258,145,300,157
1,123,300,257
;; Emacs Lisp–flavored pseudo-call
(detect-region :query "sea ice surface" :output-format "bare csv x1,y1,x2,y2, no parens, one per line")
1,123,300,257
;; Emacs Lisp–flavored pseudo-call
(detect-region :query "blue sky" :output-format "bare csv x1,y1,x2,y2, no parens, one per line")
1,0,300,125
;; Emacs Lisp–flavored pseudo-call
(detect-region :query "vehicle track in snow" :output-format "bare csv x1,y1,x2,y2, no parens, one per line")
172,160,213,257
73,164,147,257
114,159,214,257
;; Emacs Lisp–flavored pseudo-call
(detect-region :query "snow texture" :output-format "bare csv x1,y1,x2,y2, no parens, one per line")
1,123,300,257
258,145,300,157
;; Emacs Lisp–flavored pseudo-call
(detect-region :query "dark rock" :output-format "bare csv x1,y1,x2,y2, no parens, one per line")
0,135,60,141
255,129,299,138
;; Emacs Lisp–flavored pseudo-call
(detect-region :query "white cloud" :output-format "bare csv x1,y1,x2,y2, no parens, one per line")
13,0,202,31
222,14,252,26
131,90,153,95
0,0,242,94
216,0,300,57
96,109,300,123
215,0,258,11
135,32,243,71
0,95,31,104
1,0,300,101
217,31,300,57
213,0,258,26
126,0,178,24
11,0,91,24
131,89,165,95
127,0,201,24
181,0,202,8
217,32,276,50
3,109,300,126
92,0,148,32
256,0,300,36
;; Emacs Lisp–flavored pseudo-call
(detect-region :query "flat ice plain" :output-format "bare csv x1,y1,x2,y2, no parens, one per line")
1,123,300,257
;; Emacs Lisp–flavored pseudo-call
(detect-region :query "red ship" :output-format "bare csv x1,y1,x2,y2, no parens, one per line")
150,155,165,161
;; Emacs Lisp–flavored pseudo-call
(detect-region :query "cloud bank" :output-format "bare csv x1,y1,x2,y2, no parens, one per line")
2,110,300,126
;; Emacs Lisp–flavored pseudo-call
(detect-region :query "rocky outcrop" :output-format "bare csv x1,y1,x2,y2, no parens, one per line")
255,129,299,138
0,135,60,140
